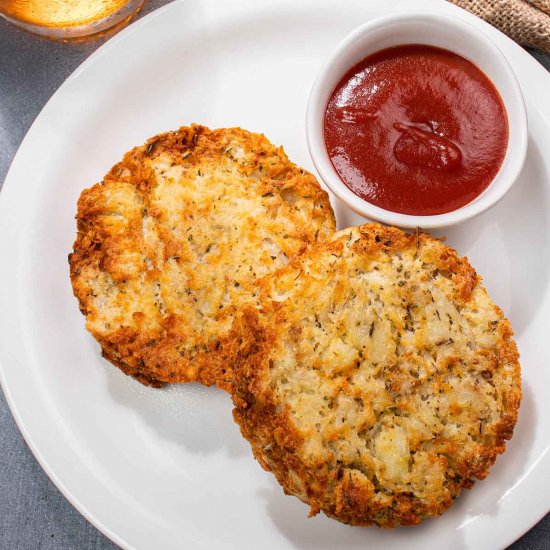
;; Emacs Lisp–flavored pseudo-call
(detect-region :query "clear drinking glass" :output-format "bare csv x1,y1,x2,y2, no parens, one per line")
0,0,145,39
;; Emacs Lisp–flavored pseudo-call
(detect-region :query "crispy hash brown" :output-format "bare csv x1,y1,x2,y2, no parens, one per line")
69,125,335,387
232,223,521,527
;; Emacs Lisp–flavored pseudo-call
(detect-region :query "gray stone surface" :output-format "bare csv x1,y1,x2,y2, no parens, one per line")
0,2,549,548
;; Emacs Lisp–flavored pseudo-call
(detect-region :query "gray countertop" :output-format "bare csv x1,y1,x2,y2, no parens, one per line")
1,2,549,548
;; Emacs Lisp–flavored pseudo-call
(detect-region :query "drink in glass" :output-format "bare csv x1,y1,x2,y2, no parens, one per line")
0,0,145,38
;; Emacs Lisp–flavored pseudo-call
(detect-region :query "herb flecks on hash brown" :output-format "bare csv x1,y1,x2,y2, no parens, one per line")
69,125,335,388
232,223,521,527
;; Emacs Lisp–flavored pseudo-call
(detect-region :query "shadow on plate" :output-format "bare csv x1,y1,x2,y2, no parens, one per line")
106,368,248,458
257,482,469,550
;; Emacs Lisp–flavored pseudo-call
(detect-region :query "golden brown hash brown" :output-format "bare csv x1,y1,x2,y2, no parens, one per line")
232,223,521,527
69,125,335,388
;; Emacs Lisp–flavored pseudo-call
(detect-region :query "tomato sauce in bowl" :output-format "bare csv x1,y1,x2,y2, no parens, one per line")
323,45,509,216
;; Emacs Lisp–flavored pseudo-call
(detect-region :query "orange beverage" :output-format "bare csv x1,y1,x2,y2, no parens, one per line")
0,0,145,38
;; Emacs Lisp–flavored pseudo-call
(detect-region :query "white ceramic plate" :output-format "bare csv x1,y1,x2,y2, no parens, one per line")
0,1,549,548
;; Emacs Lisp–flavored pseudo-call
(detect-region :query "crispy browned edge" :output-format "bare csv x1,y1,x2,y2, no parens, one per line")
231,223,522,527
68,124,336,389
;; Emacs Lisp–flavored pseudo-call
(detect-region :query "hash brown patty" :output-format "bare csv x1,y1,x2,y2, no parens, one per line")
69,125,335,388
232,223,521,527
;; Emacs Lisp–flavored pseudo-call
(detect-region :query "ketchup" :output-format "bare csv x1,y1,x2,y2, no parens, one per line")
323,45,508,215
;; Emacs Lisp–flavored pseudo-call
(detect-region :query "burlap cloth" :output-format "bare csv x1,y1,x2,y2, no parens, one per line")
449,0,550,51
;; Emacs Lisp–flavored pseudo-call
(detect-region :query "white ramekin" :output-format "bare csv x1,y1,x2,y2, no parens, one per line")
306,12,528,229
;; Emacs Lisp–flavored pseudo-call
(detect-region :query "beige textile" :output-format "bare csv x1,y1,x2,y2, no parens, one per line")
450,0,550,51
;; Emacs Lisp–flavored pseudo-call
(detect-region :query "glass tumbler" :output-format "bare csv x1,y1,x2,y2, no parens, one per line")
0,0,145,39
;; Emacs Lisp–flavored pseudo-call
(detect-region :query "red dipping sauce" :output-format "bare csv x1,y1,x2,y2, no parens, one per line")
324,45,509,215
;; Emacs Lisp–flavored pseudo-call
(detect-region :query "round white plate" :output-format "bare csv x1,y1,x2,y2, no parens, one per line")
1,0,549,548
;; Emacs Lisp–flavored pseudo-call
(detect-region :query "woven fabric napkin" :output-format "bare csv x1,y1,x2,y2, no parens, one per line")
449,0,550,51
